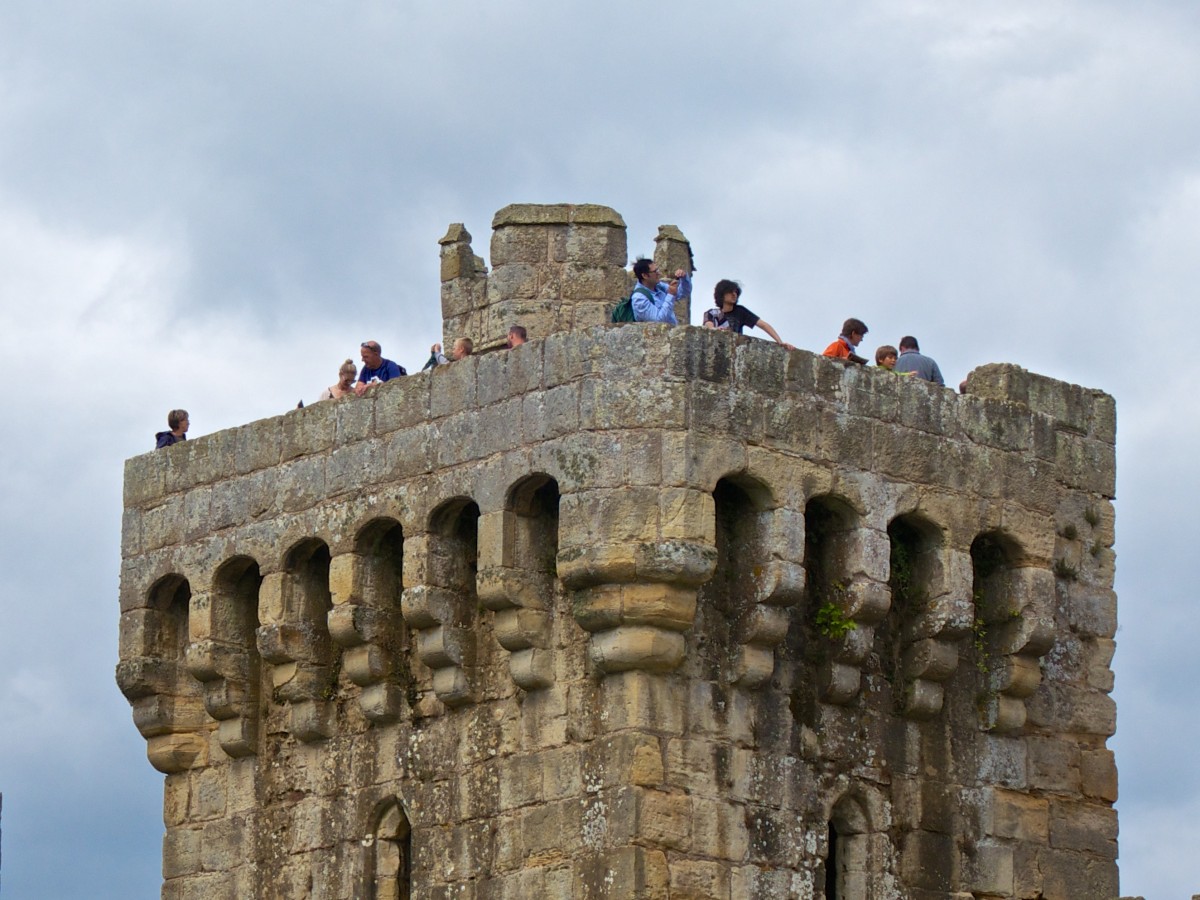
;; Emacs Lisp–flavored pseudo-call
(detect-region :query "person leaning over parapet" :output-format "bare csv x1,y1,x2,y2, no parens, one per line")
703,279,795,350
507,325,527,348
893,335,945,385
319,359,358,401
423,337,474,370
631,258,690,325
822,318,870,365
354,341,406,396
155,409,189,449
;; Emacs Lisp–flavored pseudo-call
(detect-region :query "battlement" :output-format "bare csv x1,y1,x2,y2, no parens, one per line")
117,206,1119,900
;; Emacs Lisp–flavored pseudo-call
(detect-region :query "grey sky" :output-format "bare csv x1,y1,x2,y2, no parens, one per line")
1,1,1196,896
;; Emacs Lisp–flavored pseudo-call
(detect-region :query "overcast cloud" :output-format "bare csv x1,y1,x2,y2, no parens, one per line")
1,1,1196,896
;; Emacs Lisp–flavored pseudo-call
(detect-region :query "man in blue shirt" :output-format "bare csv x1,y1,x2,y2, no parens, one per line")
893,336,945,385
631,258,691,325
354,340,406,396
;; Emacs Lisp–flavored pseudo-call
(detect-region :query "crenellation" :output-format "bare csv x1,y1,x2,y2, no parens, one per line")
119,203,1121,898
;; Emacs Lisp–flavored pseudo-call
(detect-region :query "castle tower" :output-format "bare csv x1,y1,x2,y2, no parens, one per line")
118,204,1119,899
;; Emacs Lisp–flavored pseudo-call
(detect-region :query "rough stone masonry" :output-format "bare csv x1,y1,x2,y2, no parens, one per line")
118,204,1119,899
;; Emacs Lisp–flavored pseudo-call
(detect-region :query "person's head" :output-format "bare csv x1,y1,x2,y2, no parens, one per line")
507,325,527,348
452,338,474,360
899,335,920,352
338,359,357,385
360,341,383,367
632,257,661,287
875,345,898,369
713,279,742,309
167,409,189,434
841,318,868,347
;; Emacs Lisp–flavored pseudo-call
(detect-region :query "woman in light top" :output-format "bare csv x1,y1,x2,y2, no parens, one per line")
319,359,358,401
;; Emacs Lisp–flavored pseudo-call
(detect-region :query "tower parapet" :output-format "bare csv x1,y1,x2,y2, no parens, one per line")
117,205,1118,899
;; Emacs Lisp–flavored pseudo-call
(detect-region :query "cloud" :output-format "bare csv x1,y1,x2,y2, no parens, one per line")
0,1,1197,896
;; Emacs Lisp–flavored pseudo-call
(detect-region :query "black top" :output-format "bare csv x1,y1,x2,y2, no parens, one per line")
703,305,759,334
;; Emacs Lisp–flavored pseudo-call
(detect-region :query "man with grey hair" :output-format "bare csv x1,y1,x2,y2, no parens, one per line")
893,336,945,385
355,341,406,396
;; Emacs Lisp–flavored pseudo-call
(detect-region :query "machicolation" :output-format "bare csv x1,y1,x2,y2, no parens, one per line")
118,203,1119,899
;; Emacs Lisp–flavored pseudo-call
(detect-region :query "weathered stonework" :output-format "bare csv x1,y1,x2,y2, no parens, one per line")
118,204,1119,899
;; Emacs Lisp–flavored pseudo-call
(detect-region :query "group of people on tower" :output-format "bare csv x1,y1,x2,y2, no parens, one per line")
821,317,945,385
629,258,946,386
154,258,948,448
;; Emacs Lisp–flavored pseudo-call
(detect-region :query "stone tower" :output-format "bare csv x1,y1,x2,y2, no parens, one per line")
117,204,1119,899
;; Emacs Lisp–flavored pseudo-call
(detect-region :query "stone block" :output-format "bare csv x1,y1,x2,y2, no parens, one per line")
1081,748,1118,802
1040,847,1119,900
597,670,685,733
1026,684,1117,736
1066,585,1117,639
690,797,749,862
1049,799,1118,858
583,733,664,790
162,826,203,879
670,859,731,900
983,788,1049,842
639,789,692,852
578,845,669,900
1027,736,1081,793
961,838,1014,897
900,830,957,891
1055,431,1116,497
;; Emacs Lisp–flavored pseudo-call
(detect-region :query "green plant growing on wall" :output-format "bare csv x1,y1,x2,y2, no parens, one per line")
1084,505,1101,528
815,600,856,640
1059,523,1078,541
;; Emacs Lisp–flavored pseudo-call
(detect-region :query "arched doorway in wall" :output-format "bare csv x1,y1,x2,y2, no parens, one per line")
365,797,411,900
699,475,773,679
823,793,871,900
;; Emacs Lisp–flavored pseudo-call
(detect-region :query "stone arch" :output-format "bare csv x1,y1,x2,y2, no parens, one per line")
699,473,794,687
881,514,961,719
823,793,871,900
186,555,263,757
971,530,1055,733
402,497,481,707
803,495,886,704
478,475,561,690
115,574,209,773
365,796,412,900
329,517,409,724
257,537,337,741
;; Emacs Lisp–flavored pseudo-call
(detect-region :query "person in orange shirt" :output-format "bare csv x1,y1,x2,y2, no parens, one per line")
823,318,869,365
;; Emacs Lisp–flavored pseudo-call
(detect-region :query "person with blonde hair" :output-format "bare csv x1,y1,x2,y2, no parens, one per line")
319,359,359,401
425,337,474,369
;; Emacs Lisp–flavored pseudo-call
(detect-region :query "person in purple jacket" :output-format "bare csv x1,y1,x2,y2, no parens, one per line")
155,409,189,449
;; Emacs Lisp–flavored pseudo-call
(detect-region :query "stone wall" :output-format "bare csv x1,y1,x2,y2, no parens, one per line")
118,206,1119,900
438,204,693,351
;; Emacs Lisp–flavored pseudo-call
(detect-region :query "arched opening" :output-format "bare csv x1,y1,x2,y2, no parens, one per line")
355,519,404,606
880,514,943,712
258,538,337,717
803,495,858,625
148,574,192,661
970,530,1047,732
507,475,560,579
368,797,412,900
823,794,870,899
211,556,262,651
697,475,774,680
285,538,333,626
429,499,480,600
201,557,264,755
